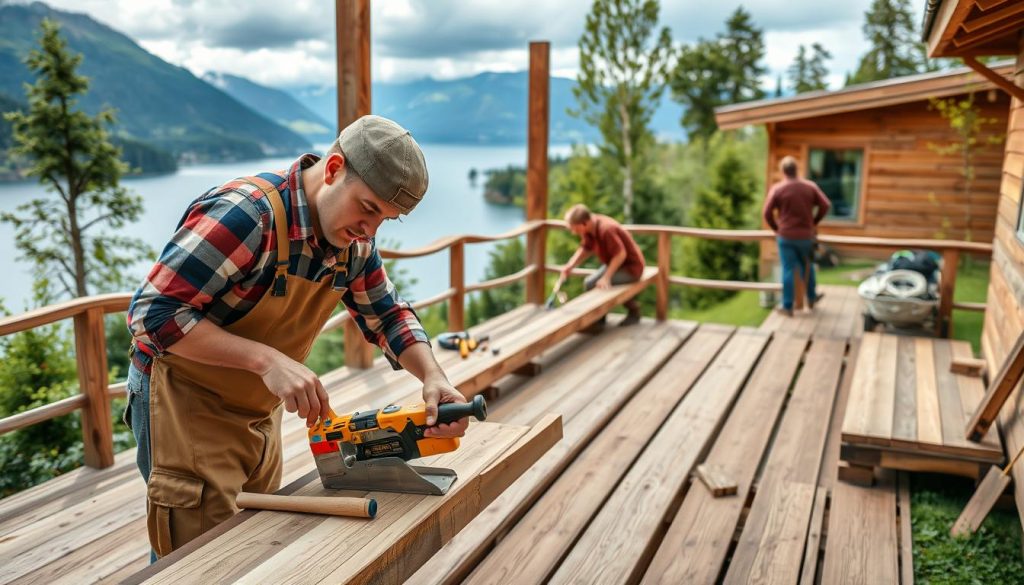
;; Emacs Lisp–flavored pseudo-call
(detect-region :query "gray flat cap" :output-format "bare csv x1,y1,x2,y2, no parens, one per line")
337,115,428,214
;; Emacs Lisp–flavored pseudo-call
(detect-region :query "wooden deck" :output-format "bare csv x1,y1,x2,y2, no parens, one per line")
0,285,931,584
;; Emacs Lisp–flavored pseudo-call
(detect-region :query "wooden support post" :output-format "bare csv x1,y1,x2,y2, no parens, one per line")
337,0,374,369
449,241,465,332
74,308,113,468
656,231,670,321
335,0,370,132
937,249,959,338
525,41,549,306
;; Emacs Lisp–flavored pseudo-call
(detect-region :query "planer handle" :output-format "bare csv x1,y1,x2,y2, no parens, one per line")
436,395,487,425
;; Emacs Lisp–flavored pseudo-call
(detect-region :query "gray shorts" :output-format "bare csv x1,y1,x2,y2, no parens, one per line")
584,266,639,290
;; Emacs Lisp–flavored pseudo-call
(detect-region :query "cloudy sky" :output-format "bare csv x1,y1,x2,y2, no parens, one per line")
39,0,882,90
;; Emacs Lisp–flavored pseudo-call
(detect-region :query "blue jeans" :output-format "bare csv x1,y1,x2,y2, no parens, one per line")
124,350,157,563
777,237,817,310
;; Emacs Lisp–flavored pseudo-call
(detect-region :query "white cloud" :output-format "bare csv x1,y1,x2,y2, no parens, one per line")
38,0,877,90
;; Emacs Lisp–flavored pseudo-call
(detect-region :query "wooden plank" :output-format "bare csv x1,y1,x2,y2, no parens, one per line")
952,342,1002,452
821,339,860,491
891,337,919,444
966,330,1024,441
838,462,877,486
899,472,914,585
406,323,727,585
694,464,737,497
548,329,771,585
0,475,145,583
724,337,847,584
866,334,900,442
727,482,817,585
951,356,987,377
622,332,811,585
934,340,968,446
951,465,1012,536
915,338,944,446
460,328,732,585
798,486,828,585
129,417,559,584
10,520,147,585
842,332,883,440
821,474,899,585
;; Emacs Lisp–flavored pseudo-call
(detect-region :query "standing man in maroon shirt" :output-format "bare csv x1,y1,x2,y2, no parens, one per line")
763,156,831,316
560,204,645,326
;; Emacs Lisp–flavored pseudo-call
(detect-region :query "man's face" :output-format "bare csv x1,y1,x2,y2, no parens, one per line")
569,221,588,238
317,159,403,248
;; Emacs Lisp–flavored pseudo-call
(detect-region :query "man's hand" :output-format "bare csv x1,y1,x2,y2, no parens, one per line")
421,374,469,438
559,266,571,281
258,350,331,428
596,275,612,289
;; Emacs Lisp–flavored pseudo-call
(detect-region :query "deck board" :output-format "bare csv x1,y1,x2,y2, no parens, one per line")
2,280,925,584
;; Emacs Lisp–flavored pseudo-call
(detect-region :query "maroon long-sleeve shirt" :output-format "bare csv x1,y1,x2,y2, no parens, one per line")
762,178,832,240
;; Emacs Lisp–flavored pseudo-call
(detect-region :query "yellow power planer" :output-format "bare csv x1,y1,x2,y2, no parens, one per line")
308,395,487,495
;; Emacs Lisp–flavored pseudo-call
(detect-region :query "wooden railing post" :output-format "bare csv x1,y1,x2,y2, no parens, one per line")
74,307,113,468
937,249,960,338
525,41,550,305
344,321,374,369
656,232,670,321
450,241,465,331
338,0,374,369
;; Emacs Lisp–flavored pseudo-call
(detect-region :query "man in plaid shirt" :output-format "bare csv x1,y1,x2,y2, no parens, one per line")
124,116,469,558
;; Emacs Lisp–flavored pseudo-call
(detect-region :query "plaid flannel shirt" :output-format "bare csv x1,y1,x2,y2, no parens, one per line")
127,154,428,374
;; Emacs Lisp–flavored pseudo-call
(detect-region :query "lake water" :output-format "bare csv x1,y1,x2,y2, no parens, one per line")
0,144,569,310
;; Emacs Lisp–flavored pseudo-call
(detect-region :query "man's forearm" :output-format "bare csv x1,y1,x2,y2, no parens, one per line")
605,250,626,276
565,247,589,272
165,318,276,374
397,341,449,384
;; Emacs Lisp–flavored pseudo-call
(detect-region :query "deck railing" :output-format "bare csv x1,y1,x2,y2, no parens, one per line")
0,221,992,469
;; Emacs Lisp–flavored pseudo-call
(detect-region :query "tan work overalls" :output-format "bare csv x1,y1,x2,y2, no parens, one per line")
146,176,348,557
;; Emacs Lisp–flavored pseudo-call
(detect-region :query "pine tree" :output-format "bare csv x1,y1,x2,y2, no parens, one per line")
848,0,928,84
789,43,832,93
669,7,766,140
2,19,151,299
680,145,758,308
572,0,673,224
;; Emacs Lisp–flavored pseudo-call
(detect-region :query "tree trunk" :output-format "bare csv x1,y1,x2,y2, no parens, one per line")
618,98,634,224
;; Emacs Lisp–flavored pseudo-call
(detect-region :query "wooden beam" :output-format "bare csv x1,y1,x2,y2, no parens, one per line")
75,307,114,468
122,417,562,584
966,331,1024,441
937,249,960,337
336,0,374,369
449,241,465,332
525,41,550,305
951,356,988,377
963,56,1024,103
335,0,370,131
656,232,670,320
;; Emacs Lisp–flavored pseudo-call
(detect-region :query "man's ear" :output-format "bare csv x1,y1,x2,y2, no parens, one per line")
323,153,346,185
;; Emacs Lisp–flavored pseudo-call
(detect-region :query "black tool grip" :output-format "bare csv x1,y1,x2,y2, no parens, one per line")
437,395,487,424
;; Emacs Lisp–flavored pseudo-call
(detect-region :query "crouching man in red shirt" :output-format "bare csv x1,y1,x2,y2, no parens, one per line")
560,204,645,326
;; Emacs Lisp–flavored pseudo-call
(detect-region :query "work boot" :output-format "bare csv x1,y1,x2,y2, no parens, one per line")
581,315,607,334
619,308,641,327
809,292,825,309
775,306,793,317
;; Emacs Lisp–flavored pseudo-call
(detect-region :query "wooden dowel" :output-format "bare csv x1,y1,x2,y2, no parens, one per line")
236,492,377,519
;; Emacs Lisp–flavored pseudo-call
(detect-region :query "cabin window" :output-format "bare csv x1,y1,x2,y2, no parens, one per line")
808,148,863,222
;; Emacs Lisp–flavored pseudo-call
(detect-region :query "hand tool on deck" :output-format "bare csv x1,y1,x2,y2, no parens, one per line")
438,332,490,359
308,395,488,495
236,492,377,518
544,275,568,309
951,442,1024,536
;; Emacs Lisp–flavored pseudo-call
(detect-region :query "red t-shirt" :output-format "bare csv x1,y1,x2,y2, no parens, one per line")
762,178,831,240
581,214,645,279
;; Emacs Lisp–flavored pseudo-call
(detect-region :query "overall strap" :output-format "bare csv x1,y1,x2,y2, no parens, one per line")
242,176,291,297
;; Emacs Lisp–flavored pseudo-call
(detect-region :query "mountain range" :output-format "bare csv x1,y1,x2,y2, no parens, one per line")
0,1,686,175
